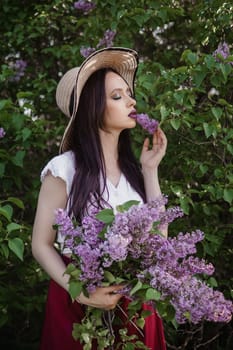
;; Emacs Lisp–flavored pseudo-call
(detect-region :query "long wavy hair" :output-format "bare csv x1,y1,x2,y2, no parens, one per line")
67,68,146,222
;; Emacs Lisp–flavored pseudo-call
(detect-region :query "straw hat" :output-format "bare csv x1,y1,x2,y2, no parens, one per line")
56,47,138,153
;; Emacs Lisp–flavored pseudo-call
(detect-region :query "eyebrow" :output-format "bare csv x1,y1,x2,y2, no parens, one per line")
110,87,131,94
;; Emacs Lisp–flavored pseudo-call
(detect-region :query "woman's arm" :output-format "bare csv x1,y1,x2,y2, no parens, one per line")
32,173,123,309
32,173,70,290
140,127,168,236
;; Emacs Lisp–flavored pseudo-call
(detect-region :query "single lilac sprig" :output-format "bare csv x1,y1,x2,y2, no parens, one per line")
80,47,96,58
9,59,27,82
130,113,159,134
80,29,116,58
0,127,6,139
74,0,95,13
97,29,116,48
213,42,230,60
213,42,233,65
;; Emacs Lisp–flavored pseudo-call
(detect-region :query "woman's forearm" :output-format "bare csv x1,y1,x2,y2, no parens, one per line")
32,243,70,291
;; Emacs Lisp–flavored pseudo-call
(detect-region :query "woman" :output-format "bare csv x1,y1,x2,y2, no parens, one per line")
32,47,167,350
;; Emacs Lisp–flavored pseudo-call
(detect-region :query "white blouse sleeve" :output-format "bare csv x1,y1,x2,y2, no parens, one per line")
40,151,75,196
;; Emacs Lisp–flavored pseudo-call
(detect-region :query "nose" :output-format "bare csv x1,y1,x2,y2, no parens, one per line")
127,95,136,107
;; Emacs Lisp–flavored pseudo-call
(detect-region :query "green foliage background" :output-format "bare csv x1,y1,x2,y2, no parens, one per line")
0,0,232,349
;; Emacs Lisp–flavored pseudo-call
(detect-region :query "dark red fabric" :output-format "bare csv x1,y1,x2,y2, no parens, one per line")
40,257,166,350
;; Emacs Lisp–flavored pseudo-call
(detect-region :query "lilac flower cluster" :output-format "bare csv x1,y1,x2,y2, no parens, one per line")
130,113,159,134
55,196,233,324
0,127,6,139
213,42,233,65
80,47,96,58
55,207,104,292
10,59,27,82
74,0,95,13
97,30,116,48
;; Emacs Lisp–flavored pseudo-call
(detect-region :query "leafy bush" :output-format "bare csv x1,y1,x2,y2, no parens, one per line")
0,0,232,348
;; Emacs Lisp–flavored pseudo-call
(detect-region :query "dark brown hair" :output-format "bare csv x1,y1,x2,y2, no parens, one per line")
68,68,146,222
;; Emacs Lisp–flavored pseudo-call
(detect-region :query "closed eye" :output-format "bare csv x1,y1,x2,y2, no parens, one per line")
112,94,121,100
111,89,133,100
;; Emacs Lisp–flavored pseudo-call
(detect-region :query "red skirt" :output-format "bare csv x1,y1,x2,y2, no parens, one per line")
40,258,166,350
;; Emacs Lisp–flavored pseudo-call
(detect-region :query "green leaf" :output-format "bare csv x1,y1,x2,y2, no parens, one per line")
170,119,181,130
7,197,24,209
116,200,140,212
7,222,23,233
187,52,198,65
204,55,216,69
166,304,176,321
227,144,233,155
104,270,116,283
223,188,233,204
199,164,208,175
0,163,5,177
160,105,169,121
69,280,83,300
0,205,13,221
0,243,9,259
96,208,114,224
136,317,145,329
0,99,12,110
203,122,213,138
123,343,135,350
183,311,191,321
8,237,24,261
220,63,232,81
208,277,218,287
193,70,207,87
180,196,190,215
11,150,25,167
22,128,32,141
65,263,77,274
141,309,152,318
130,280,143,296
211,107,223,120
145,288,161,301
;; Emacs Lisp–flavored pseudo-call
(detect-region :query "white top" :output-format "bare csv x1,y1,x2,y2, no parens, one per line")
41,151,143,253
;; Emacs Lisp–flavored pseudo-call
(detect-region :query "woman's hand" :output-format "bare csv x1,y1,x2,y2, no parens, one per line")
77,285,124,310
140,127,167,172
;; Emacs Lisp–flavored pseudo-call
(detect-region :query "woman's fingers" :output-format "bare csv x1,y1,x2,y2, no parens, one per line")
142,137,150,151
79,285,124,310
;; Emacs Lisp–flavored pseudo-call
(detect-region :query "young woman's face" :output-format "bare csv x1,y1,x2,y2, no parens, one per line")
103,71,136,132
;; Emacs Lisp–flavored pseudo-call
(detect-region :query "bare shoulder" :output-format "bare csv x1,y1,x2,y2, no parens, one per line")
38,171,67,209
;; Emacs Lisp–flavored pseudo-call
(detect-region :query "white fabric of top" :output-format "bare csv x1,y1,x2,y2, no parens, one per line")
41,151,143,253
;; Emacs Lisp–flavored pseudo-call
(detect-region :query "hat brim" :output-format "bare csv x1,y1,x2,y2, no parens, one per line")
56,47,138,153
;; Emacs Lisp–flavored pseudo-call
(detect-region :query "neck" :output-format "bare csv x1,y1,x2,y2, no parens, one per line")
99,129,119,164
99,129,122,185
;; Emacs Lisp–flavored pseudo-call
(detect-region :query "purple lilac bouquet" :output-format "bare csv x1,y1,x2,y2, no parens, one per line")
129,113,159,134
55,197,233,349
